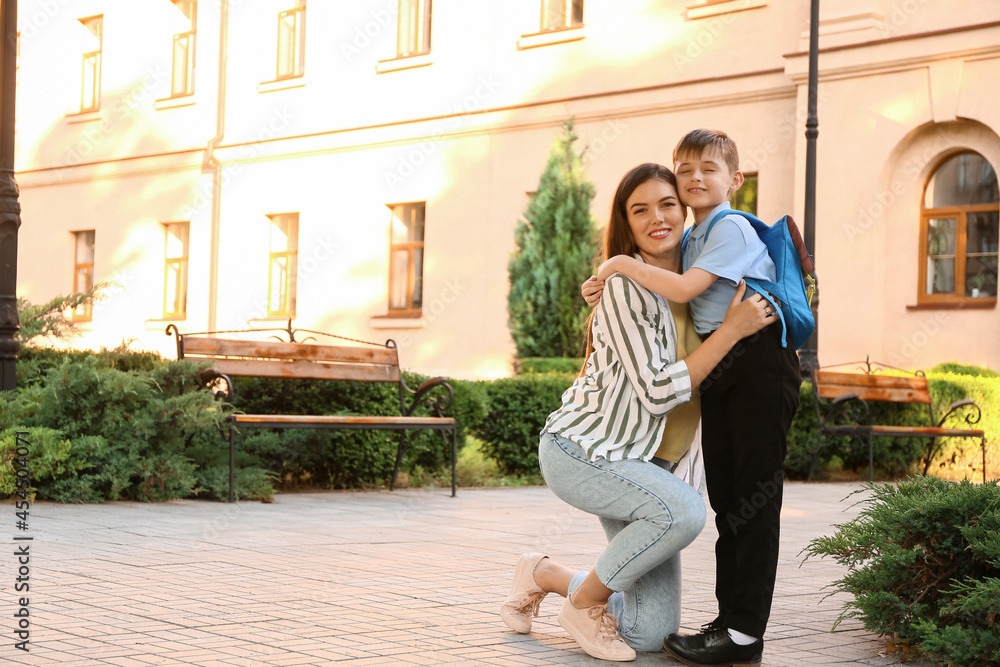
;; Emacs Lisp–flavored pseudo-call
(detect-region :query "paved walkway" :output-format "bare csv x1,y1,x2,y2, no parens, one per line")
2,482,928,666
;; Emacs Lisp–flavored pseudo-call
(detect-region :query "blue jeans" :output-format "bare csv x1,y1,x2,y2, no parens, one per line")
539,431,707,652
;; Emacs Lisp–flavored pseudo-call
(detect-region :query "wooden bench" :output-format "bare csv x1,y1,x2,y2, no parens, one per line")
807,359,987,482
166,325,457,501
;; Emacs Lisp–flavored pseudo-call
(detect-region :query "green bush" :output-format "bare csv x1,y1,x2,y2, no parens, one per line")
803,477,1000,665
931,361,998,378
515,357,585,375
472,372,573,475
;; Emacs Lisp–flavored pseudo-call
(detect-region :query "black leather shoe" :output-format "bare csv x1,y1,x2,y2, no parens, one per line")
663,629,763,667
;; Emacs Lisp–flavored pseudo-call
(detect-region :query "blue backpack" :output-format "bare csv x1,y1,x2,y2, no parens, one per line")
684,209,817,349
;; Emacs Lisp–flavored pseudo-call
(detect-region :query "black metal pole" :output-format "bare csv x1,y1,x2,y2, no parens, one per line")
0,0,21,392
799,0,820,376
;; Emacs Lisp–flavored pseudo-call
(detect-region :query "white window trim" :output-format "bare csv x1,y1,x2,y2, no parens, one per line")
517,24,586,50
685,0,767,21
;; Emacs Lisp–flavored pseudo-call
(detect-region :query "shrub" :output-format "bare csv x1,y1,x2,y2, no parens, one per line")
515,357,585,375
472,373,573,475
930,361,998,378
802,477,1000,665
0,354,235,502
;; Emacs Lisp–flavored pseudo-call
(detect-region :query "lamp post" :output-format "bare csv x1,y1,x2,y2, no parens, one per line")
0,0,20,392
799,0,821,376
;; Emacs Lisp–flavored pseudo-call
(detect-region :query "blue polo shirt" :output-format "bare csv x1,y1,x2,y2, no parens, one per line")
683,202,775,335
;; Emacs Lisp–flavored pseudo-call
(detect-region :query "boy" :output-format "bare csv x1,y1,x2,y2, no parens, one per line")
594,129,800,666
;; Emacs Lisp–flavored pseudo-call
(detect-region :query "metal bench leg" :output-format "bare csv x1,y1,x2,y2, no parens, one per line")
229,423,236,503
867,430,874,483
806,432,825,481
450,426,457,498
983,436,987,484
390,432,409,491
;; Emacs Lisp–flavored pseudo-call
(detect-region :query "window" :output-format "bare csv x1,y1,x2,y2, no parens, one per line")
72,230,95,321
163,222,189,319
397,0,432,57
276,1,306,80
730,173,758,216
267,214,298,317
541,0,583,30
170,1,197,97
388,203,424,314
79,16,103,112
919,152,998,305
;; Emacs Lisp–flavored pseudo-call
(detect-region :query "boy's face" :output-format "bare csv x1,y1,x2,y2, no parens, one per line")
673,146,744,219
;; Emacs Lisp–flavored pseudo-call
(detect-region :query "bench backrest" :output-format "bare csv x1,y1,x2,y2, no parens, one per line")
812,370,931,405
178,336,400,383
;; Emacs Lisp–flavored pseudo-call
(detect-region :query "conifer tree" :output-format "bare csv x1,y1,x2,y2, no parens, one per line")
507,120,598,359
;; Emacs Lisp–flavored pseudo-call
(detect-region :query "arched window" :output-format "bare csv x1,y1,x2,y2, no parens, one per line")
919,152,998,305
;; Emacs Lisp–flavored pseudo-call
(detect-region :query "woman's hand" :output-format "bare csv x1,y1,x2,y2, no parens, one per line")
719,281,771,340
582,276,604,307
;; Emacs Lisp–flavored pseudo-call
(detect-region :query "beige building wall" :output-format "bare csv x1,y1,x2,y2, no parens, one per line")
11,0,1000,378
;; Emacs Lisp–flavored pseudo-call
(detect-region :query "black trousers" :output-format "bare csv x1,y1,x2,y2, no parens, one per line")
698,320,800,638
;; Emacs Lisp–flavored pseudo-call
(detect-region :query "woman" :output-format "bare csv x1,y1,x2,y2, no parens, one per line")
499,163,771,661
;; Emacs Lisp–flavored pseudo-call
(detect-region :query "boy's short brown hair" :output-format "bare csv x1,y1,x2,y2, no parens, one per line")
672,129,740,174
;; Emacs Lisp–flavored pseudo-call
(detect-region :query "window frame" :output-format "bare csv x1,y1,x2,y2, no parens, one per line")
730,172,758,216
387,202,425,316
267,213,299,318
917,153,998,307
396,0,432,58
163,222,190,319
79,15,103,113
72,230,95,322
275,1,306,81
540,0,584,31
170,0,197,98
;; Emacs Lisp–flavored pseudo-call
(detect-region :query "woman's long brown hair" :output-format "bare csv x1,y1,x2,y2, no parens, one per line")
579,163,677,376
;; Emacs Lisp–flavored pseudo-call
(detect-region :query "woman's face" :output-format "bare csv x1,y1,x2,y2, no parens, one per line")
625,178,685,265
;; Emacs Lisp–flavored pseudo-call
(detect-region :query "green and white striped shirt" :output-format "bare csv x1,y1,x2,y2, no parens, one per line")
543,272,693,462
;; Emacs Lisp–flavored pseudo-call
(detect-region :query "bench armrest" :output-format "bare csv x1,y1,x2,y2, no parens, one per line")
819,392,869,428
198,368,235,403
937,398,982,428
403,376,455,417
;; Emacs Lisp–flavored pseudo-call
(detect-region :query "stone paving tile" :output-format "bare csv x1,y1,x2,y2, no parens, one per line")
0,483,934,665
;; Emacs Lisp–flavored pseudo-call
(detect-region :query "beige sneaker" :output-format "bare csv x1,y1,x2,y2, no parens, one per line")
557,596,636,662
500,553,548,633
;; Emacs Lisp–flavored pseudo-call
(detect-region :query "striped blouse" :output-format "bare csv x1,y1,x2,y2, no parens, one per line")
542,270,693,462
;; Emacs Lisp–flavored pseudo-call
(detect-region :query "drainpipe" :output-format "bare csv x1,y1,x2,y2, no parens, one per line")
204,0,229,332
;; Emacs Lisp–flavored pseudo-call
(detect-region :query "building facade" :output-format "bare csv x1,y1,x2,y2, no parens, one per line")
12,0,1000,378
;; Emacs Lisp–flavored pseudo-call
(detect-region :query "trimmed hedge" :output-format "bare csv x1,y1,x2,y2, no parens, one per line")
471,372,574,475
515,357,585,375
803,477,1000,665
